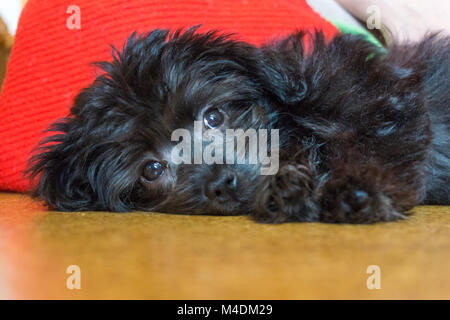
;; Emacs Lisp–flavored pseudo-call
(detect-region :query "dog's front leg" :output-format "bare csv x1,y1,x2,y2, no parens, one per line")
251,161,326,223
251,160,420,224
317,164,418,224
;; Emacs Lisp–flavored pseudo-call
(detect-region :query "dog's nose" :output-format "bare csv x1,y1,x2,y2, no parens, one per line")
205,172,238,202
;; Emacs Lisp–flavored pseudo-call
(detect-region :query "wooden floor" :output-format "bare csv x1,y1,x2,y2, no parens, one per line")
0,192,449,299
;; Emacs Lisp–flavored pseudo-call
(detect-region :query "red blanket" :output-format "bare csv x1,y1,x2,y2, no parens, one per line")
0,0,337,192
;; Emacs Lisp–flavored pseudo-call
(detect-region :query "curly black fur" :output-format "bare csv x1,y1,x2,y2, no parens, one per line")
254,31,450,223
26,27,450,223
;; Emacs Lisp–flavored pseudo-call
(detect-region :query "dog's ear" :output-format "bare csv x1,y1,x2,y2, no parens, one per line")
258,31,425,106
26,86,144,212
26,29,176,211
258,31,311,105
26,113,103,211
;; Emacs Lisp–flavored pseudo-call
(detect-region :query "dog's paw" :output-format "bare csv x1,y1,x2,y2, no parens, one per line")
321,179,405,224
251,164,320,223
341,189,370,214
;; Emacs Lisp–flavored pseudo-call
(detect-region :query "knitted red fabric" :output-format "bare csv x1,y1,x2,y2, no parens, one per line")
0,0,337,192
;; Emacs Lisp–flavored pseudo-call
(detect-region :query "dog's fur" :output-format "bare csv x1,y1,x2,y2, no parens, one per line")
27,28,450,223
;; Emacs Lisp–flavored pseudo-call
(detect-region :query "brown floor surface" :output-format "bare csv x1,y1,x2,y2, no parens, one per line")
0,192,449,299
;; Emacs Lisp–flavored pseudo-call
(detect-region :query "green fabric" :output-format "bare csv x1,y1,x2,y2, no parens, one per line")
329,19,383,47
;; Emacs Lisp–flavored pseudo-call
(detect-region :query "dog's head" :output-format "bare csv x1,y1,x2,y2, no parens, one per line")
27,28,279,215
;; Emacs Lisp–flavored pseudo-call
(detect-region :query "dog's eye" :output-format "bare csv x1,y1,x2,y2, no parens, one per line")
142,161,165,181
203,108,224,128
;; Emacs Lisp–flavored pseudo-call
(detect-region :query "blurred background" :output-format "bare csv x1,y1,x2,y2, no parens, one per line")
0,0,449,300
3,0,449,91
0,0,23,35
0,0,364,91
0,0,22,89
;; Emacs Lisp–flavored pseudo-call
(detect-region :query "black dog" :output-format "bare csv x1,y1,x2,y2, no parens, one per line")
27,28,450,223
